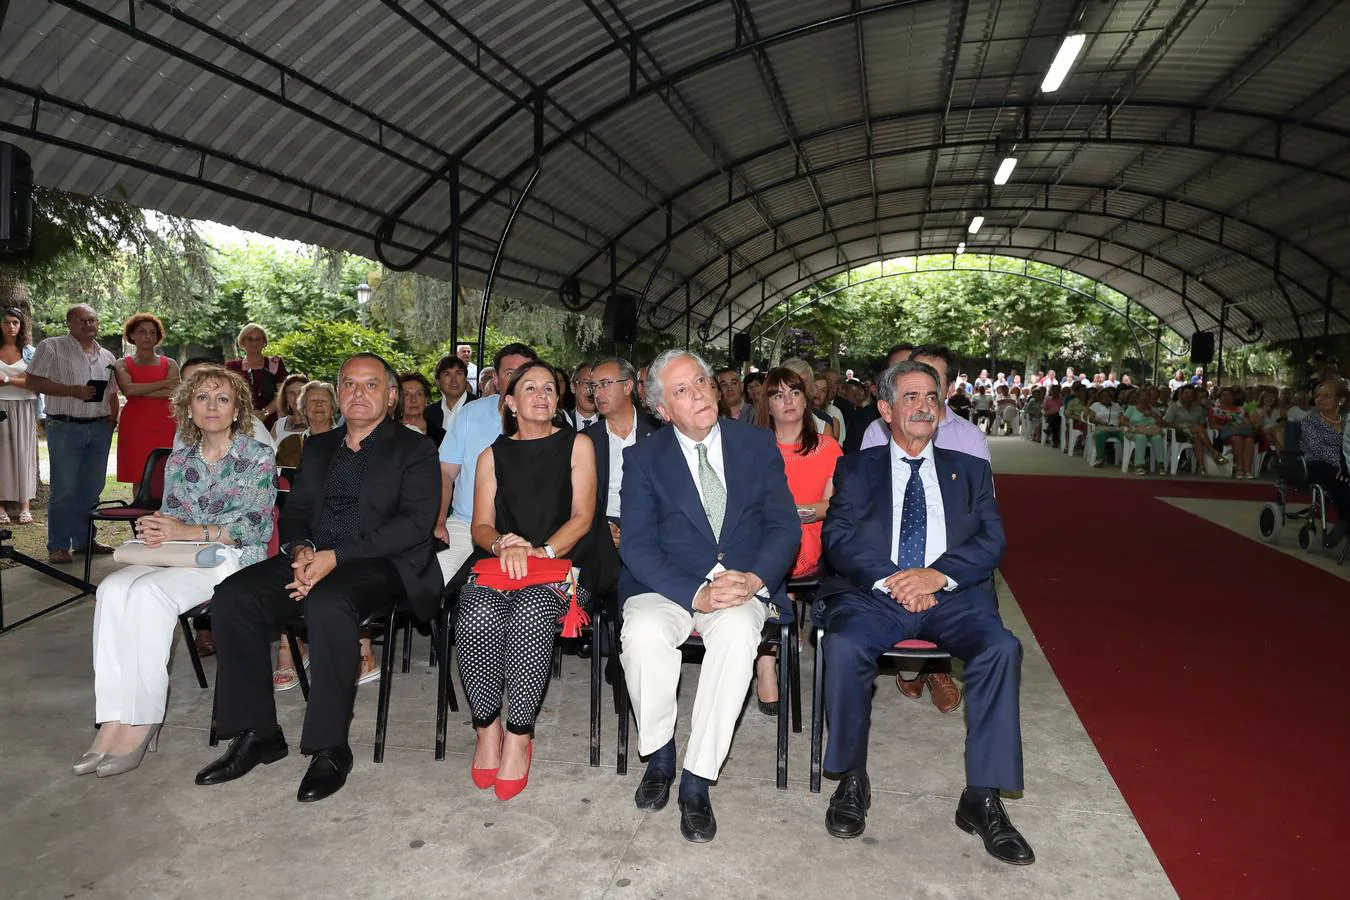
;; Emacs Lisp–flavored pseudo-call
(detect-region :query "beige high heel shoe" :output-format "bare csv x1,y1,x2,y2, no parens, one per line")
94,724,161,778
72,752,107,776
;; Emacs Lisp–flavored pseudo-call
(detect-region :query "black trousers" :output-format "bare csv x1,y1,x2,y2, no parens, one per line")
211,555,406,752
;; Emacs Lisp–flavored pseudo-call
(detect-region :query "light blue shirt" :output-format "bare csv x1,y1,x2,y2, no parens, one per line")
439,395,503,523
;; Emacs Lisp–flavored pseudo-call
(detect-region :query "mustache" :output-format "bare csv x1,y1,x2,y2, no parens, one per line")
907,412,937,423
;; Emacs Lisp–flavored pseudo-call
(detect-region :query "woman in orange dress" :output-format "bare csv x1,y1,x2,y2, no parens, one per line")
752,366,843,715
113,314,179,491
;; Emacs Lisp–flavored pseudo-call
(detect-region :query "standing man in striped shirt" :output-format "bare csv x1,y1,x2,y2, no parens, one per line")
24,304,120,564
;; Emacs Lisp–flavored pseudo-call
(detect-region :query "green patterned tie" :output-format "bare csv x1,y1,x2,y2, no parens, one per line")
696,442,726,539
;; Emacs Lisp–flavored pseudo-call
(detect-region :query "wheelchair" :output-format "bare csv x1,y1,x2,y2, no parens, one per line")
1256,422,1327,552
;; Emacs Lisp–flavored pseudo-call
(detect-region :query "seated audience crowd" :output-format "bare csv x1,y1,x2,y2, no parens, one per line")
48,298,1350,865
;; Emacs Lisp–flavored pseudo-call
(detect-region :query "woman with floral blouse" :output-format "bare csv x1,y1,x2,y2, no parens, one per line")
76,365,276,779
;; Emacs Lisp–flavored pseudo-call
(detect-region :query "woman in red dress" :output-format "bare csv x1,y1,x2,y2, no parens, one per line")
752,366,843,715
113,314,179,490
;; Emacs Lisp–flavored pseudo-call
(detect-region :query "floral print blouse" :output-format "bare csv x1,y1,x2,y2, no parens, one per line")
1299,413,1347,470
161,432,277,566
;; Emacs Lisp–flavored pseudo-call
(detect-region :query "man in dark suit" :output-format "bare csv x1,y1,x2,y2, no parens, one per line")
816,360,1033,864
424,354,472,438
618,349,799,844
583,356,659,682
196,353,442,802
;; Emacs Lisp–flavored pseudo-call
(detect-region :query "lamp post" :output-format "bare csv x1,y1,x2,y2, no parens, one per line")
355,281,371,326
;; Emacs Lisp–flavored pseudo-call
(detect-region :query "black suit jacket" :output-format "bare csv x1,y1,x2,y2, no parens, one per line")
582,411,660,593
280,419,444,621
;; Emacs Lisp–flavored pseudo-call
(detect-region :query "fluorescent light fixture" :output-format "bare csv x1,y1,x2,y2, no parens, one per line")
994,156,1018,185
956,242,966,255
968,216,985,235
1041,33,1086,93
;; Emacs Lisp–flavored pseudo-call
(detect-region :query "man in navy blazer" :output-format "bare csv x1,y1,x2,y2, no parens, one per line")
619,349,799,844
816,360,1033,865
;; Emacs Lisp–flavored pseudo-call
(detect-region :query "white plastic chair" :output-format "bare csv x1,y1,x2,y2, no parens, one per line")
1084,423,1122,466
1120,431,1165,473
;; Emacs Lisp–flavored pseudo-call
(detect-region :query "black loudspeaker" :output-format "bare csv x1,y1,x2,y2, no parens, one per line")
606,293,639,344
732,332,752,363
0,142,33,254
1189,331,1215,366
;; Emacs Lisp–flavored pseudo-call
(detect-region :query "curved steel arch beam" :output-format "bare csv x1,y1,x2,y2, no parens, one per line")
648,224,1240,337
590,175,1346,312
748,265,1189,358
703,246,1233,351
390,0,1350,269
648,203,1287,334
562,128,1350,301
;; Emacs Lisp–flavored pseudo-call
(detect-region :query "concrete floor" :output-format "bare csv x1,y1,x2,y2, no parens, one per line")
0,440,1181,900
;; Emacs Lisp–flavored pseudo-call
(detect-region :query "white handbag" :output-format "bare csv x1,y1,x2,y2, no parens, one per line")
113,540,229,568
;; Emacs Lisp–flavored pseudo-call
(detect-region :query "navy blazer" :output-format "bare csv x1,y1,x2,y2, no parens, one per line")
619,419,800,619
820,443,1004,605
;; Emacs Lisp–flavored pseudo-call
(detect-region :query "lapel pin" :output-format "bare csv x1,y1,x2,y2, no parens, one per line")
950,473,956,481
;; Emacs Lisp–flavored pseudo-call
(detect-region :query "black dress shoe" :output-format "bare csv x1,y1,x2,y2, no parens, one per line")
955,789,1036,865
297,745,354,803
678,794,717,843
634,769,673,812
195,728,288,786
825,770,870,839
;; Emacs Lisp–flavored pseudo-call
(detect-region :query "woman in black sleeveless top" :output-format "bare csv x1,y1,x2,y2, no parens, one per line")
457,361,597,801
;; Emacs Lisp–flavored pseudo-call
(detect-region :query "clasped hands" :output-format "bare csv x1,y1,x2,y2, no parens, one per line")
134,513,190,548
493,532,551,580
287,546,338,600
883,567,947,613
693,570,764,613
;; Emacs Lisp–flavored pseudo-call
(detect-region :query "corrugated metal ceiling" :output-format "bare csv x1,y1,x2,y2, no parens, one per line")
2,0,1349,347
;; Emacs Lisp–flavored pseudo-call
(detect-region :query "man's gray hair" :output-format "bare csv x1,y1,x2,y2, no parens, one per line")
644,348,713,414
590,355,639,402
876,359,942,405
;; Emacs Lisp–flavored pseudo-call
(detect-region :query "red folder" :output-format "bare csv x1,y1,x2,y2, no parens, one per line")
470,557,589,637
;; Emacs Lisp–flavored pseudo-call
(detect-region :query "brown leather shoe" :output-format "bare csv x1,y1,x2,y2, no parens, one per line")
896,675,924,701
48,549,74,564
87,541,115,555
925,673,963,714
195,631,216,658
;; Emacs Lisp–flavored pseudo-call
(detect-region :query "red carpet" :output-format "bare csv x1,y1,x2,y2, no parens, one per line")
996,475,1350,900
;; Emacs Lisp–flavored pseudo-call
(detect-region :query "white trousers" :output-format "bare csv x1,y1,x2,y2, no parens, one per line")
436,516,474,585
620,592,768,781
91,552,242,725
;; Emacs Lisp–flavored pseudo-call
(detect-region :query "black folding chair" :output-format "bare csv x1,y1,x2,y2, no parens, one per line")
809,629,951,793
434,585,603,767
85,447,172,583
613,614,797,790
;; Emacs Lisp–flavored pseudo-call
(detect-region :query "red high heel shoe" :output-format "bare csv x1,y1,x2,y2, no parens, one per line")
471,725,503,789
494,741,532,801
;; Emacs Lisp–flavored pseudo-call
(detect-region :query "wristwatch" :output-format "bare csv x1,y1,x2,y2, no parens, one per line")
542,543,557,559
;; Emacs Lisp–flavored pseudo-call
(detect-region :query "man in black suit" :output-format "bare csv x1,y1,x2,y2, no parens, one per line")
196,353,442,802
581,356,659,668
424,354,472,438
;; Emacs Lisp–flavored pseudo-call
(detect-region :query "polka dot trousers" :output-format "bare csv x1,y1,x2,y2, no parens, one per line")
455,582,586,734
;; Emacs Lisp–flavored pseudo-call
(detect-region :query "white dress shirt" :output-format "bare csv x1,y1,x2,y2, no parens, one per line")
605,415,637,518
871,438,957,594
570,409,601,431
672,421,726,507
442,390,469,432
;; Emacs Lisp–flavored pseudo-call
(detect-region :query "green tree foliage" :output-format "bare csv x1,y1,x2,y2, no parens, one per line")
765,255,1178,378
269,319,418,384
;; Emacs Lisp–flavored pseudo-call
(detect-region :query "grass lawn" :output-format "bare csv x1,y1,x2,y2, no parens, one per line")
3,433,135,566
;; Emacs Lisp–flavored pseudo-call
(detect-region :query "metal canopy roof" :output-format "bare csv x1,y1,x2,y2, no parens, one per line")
4,0,1350,347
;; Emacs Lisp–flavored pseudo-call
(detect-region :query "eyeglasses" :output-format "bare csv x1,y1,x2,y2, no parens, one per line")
587,377,630,394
